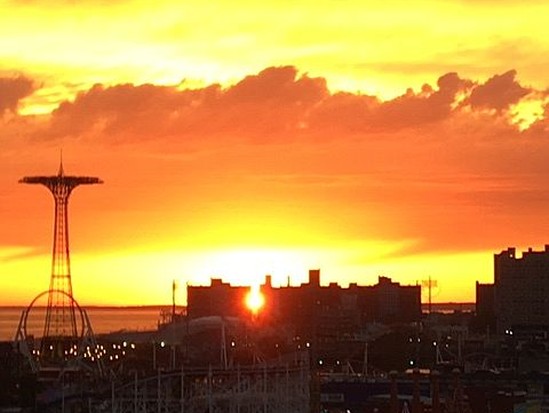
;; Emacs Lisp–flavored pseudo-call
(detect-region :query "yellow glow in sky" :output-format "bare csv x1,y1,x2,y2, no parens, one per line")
2,0,549,106
0,0,548,306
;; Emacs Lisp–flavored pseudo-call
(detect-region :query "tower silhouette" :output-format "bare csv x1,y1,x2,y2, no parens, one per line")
20,160,102,360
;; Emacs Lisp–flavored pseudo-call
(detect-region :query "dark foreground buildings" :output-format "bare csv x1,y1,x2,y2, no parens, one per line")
187,270,421,370
476,246,549,335
6,257,549,412
188,269,421,328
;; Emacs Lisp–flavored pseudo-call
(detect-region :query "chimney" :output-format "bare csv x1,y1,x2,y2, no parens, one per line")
309,269,320,287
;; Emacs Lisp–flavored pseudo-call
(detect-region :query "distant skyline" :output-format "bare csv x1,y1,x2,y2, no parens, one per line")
1,0,548,306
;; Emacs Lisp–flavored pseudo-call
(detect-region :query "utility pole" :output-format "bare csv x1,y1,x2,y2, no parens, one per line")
422,276,438,314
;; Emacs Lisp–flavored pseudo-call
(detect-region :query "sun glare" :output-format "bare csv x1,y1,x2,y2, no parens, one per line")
245,286,265,315
192,248,312,287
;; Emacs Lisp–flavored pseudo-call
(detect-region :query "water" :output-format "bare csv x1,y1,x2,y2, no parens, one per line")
1,303,473,341
0,306,164,341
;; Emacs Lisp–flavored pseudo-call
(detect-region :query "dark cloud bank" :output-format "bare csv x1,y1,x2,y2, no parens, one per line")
0,75,35,114
3,66,544,141
2,66,549,254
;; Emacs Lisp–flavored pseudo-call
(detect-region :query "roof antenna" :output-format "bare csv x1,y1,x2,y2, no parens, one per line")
58,149,64,176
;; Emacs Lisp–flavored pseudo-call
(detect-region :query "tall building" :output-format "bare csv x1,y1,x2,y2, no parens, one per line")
474,281,496,333
494,246,549,334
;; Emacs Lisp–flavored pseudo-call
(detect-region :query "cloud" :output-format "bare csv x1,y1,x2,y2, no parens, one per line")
36,66,547,144
308,72,473,133
0,75,35,114
467,70,530,112
0,246,47,263
4,65,549,260
372,72,472,128
49,83,184,138
45,66,329,140
224,66,325,104
523,107,549,139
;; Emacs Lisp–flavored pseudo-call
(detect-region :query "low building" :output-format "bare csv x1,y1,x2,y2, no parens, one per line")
473,281,496,334
187,270,421,344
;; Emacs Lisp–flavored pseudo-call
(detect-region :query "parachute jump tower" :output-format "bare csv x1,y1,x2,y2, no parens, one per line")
17,159,103,369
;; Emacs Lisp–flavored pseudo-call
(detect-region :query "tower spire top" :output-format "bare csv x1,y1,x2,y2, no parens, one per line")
58,149,64,176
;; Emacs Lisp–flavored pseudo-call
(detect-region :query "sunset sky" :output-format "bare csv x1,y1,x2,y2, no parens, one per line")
1,0,548,306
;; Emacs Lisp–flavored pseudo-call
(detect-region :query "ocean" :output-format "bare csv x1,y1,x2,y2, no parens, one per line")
0,306,164,341
0,303,474,342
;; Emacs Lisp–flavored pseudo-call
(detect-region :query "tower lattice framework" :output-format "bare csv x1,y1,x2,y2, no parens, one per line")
20,161,102,359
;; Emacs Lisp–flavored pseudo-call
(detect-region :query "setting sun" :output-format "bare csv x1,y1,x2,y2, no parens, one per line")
245,286,265,315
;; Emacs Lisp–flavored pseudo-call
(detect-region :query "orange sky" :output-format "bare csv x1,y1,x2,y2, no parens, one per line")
1,0,548,306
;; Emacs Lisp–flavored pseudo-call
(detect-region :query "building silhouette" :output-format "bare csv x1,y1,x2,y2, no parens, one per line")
474,281,496,334
477,246,549,335
187,269,421,356
494,246,549,334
